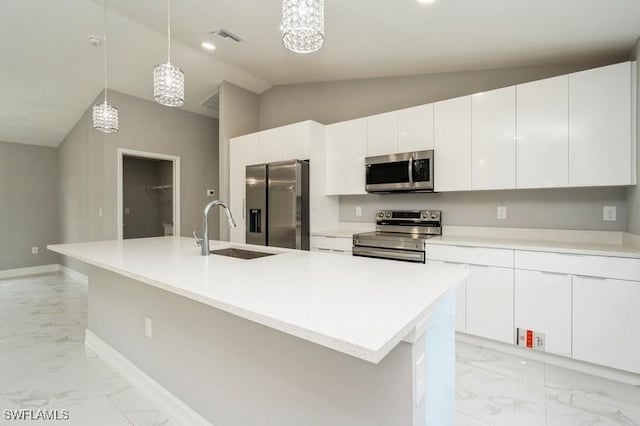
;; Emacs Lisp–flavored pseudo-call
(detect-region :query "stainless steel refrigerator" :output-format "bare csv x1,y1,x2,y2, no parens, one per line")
245,160,309,250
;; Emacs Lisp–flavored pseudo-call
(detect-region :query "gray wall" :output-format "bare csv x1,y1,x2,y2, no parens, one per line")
340,188,628,231
257,60,635,232
218,82,259,241
258,61,623,130
0,141,59,270
628,37,640,236
59,90,219,272
122,157,172,239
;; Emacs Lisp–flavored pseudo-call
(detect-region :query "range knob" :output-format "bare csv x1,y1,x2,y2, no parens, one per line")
431,213,438,219
421,211,428,218
377,212,385,219
385,212,392,218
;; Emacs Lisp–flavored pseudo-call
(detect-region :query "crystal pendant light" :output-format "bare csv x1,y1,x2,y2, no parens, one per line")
93,0,119,133
281,0,325,54
153,0,184,107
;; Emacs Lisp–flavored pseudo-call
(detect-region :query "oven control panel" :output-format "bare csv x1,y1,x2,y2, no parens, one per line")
375,210,441,224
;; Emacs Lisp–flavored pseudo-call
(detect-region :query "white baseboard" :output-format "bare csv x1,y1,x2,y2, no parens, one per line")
59,265,88,284
456,333,640,387
85,330,211,426
0,264,60,280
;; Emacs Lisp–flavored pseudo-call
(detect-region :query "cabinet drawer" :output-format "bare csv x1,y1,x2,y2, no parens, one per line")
426,245,513,268
515,250,640,281
311,236,353,253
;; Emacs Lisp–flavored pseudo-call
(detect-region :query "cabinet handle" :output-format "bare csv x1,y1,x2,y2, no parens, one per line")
574,275,609,281
540,270,570,276
242,198,245,220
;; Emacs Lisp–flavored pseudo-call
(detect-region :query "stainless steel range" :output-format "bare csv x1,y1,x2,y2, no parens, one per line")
352,210,441,263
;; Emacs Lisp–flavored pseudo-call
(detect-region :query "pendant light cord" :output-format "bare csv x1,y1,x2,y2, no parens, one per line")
103,0,108,104
167,0,171,63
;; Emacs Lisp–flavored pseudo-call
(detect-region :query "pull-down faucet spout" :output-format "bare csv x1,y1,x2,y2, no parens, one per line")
194,200,237,256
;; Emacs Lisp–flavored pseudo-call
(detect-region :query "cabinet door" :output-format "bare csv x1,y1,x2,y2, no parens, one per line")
516,76,569,188
434,96,472,192
573,276,640,374
569,62,633,186
367,111,398,156
282,121,311,161
398,104,434,152
466,265,514,344
325,119,367,195
515,270,571,356
471,87,516,190
428,260,466,332
229,134,254,243
258,127,284,163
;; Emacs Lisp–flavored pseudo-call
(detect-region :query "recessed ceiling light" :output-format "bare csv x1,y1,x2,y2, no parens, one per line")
201,41,216,51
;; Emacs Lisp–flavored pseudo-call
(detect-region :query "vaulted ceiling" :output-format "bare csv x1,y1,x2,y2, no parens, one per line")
2,0,640,146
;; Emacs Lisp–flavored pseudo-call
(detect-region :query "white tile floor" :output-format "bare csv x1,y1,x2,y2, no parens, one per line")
1,272,639,426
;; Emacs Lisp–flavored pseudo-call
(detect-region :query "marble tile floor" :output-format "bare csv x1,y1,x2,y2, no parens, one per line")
1,272,639,425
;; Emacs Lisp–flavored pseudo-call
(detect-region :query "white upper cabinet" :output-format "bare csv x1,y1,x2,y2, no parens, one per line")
229,134,257,244
258,127,285,163
398,104,434,152
325,118,368,195
282,121,311,161
434,96,472,192
471,87,516,190
366,111,398,156
568,62,633,186
516,75,569,188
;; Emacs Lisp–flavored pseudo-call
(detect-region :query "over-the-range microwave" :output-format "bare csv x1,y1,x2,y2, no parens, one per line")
365,149,434,193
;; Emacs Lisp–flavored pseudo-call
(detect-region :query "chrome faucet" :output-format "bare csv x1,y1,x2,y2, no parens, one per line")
194,200,237,256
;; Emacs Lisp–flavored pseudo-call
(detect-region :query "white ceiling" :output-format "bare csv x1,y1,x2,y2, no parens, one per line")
2,0,640,147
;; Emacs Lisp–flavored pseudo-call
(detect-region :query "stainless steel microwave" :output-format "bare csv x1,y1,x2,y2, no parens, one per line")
365,150,434,193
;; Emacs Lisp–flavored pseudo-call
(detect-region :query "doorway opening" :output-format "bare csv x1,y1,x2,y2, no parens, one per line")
117,149,180,240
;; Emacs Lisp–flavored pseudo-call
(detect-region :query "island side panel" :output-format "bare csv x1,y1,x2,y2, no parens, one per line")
87,266,422,426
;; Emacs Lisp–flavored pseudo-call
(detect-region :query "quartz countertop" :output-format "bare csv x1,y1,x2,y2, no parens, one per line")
426,235,640,259
48,237,466,364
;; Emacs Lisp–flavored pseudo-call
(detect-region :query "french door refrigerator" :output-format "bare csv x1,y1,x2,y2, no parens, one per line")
245,160,309,250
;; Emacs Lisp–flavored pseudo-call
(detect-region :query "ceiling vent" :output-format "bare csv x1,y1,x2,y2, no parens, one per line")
201,91,220,114
210,28,243,43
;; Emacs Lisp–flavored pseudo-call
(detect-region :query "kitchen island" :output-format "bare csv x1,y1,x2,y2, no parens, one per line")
48,237,466,426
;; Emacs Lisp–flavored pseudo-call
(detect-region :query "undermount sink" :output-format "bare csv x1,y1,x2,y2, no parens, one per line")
209,248,275,260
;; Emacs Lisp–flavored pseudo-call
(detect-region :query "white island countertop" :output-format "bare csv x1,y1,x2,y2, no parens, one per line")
48,237,466,364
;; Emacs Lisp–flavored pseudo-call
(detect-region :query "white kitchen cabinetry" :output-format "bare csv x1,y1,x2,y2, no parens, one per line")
258,127,285,163
568,62,634,186
466,265,514,344
572,276,640,374
434,96,472,192
367,111,398,156
310,236,352,255
229,133,258,244
471,87,516,190
427,260,466,332
516,75,569,188
325,118,368,195
515,269,572,356
398,104,434,152
283,121,312,161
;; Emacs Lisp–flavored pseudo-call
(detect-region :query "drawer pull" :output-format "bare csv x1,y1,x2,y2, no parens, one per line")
540,270,570,276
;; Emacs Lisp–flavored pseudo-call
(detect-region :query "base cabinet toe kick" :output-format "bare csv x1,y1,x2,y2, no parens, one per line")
427,244,640,377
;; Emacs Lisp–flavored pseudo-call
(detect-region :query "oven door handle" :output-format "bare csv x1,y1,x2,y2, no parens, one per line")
353,246,425,263
408,154,414,186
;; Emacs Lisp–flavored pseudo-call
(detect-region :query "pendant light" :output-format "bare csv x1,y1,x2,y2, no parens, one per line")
281,0,325,54
93,0,119,133
153,0,184,107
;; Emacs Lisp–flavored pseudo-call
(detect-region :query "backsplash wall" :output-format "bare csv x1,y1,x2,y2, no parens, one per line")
339,187,628,231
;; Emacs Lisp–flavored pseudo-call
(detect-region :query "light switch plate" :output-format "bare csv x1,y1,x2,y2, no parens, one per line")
497,206,507,220
603,206,617,222
124,207,130,215
355,206,362,217
144,317,153,338
31,246,39,255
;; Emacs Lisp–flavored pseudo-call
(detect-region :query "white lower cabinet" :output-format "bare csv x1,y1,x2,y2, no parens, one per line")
310,236,352,255
466,265,514,344
572,276,640,374
515,270,572,356
427,260,466,332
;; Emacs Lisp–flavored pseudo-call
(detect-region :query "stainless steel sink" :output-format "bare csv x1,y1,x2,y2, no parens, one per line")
210,248,275,260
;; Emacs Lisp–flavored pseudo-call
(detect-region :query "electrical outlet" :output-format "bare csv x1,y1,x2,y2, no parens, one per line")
144,317,153,338
207,189,216,197
516,328,546,351
124,207,130,215
355,206,362,217
31,246,39,255
603,206,617,222
497,206,507,220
